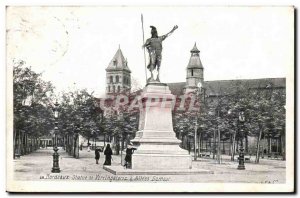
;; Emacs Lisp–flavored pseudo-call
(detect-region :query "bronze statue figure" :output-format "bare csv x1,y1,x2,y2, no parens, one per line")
143,25,178,82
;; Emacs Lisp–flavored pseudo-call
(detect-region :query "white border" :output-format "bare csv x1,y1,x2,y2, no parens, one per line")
2,0,296,194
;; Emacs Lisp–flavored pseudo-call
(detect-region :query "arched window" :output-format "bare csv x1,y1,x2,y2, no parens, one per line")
116,76,119,83
110,76,113,83
113,85,115,93
191,69,194,76
117,86,120,93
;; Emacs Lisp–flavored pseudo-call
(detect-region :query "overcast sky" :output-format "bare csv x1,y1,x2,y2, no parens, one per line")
7,6,293,97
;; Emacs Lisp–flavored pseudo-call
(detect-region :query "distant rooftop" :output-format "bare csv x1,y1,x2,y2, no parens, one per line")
167,77,286,96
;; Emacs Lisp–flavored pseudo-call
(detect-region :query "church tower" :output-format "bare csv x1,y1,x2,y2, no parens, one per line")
184,43,204,93
106,47,131,95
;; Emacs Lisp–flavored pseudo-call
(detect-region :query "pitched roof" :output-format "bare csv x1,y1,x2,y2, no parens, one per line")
167,82,186,95
190,42,200,53
187,43,203,69
167,78,286,96
204,78,286,96
106,48,131,72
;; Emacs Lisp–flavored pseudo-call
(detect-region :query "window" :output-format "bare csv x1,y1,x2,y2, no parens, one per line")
116,76,119,83
113,60,117,66
117,86,120,93
108,86,111,92
110,76,113,83
191,69,194,76
113,86,115,93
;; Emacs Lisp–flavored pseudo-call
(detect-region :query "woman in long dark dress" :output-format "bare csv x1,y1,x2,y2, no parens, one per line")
103,144,112,166
124,144,136,169
95,148,100,164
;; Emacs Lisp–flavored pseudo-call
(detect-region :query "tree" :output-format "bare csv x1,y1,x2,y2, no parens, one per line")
58,89,104,157
172,80,286,164
13,60,55,157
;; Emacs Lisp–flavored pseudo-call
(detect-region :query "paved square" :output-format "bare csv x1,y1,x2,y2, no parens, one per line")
13,148,286,183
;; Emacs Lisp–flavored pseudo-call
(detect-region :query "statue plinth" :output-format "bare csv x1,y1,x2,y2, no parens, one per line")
131,82,192,170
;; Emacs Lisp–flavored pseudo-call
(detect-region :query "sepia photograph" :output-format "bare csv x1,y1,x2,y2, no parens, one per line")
5,5,294,193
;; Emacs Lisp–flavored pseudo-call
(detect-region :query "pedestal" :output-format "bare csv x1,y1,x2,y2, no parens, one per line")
131,82,192,170
104,82,213,175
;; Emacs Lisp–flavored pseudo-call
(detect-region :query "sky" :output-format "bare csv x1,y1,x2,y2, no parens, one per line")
6,6,293,98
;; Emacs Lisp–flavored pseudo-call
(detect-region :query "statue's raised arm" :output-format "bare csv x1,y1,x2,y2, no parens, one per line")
162,25,178,40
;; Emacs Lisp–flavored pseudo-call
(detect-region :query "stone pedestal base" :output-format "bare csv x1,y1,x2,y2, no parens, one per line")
131,83,192,170
103,165,213,175
132,154,192,170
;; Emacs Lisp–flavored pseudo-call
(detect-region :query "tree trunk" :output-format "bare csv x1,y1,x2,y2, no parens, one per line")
73,135,79,158
208,138,211,154
267,137,271,154
70,135,74,156
213,131,216,159
121,135,125,165
188,138,191,154
66,135,69,155
231,131,236,161
115,136,120,155
198,133,201,156
281,133,286,161
25,133,28,154
255,128,263,163
13,128,17,159
74,136,79,159
121,135,125,152
217,128,221,163
69,135,72,155
20,132,24,155
229,134,232,156
104,134,106,146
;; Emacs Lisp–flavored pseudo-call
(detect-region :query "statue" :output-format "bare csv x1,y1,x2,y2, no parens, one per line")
143,25,178,82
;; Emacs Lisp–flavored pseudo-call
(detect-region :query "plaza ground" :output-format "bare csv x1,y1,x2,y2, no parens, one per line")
13,147,286,183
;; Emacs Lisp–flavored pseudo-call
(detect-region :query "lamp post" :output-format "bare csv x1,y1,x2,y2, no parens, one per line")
237,111,245,170
51,101,60,173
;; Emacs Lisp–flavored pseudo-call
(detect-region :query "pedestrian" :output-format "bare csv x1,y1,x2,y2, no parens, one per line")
95,148,100,164
103,144,112,166
124,143,136,169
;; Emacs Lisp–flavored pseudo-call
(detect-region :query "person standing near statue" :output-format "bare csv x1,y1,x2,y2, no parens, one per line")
95,147,100,164
143,25,178,82
103,144,112,166
124,143,137,169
